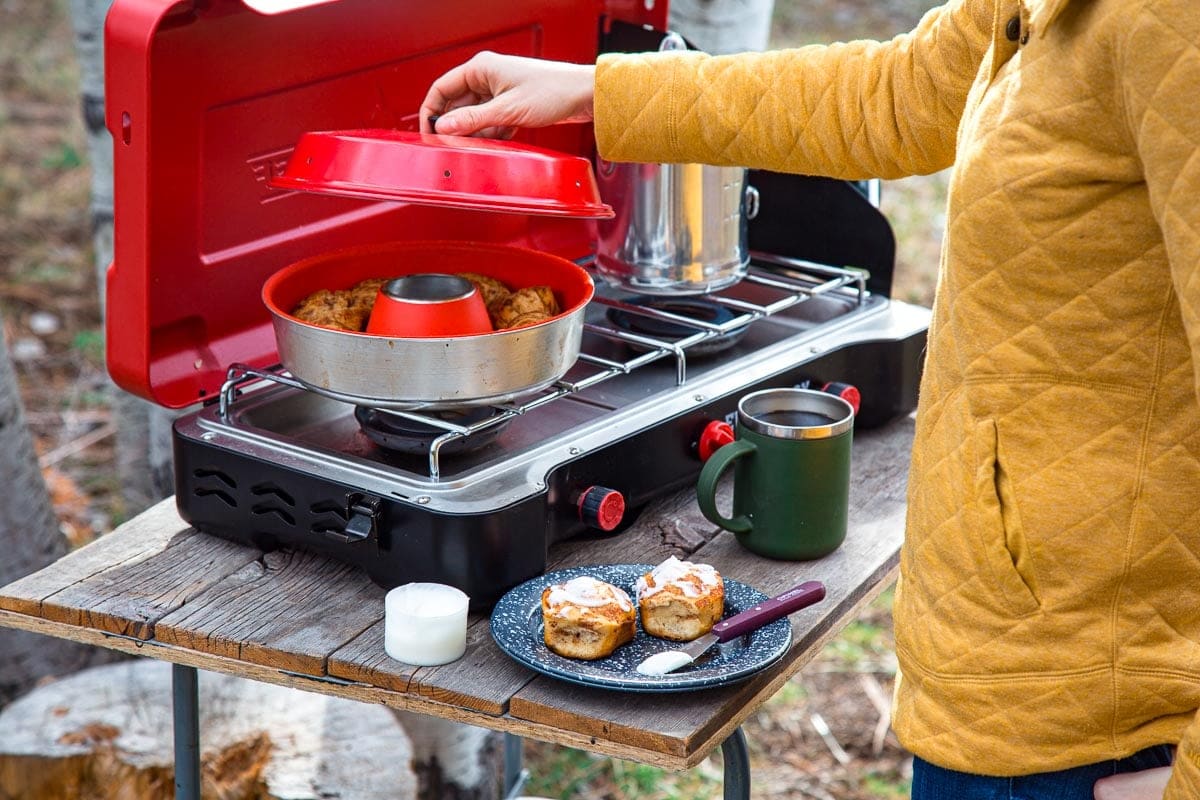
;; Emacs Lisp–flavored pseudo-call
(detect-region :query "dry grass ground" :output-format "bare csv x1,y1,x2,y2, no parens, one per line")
0,0,946,797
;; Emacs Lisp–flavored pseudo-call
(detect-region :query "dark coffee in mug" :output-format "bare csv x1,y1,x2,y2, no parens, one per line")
755,409,837,427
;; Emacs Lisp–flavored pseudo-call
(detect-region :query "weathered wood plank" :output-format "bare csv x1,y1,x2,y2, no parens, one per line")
42,530,261,639
327,622,419,694
154,549,384,675
0,500,263,639
327,616,519,715
0,499,186,617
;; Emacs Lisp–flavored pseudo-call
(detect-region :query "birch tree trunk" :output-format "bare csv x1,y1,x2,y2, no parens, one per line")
0,312,103,703
70,0,176,517
669,0,775,54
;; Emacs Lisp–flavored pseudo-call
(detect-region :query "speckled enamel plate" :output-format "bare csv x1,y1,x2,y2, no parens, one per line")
490,564,793,692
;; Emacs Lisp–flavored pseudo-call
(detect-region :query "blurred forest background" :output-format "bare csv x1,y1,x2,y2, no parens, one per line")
0,0,945,796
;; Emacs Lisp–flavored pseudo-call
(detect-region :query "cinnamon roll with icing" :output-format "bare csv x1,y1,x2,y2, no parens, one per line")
541,576,636,660
635,556,725,642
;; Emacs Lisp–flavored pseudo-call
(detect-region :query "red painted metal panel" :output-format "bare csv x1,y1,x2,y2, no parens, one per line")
105,0,646,407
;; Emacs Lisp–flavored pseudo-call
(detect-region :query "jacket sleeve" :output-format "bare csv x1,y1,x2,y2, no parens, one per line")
1120,2,1200,797
1166,711,1200,800
593,0,994,179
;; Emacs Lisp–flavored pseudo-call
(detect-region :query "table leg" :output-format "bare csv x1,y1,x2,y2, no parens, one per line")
172,663,202,800
503,732,530,799
722,727,751,800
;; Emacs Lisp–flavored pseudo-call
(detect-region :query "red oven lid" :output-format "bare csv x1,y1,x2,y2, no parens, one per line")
272,130,615,219
103,0,648,409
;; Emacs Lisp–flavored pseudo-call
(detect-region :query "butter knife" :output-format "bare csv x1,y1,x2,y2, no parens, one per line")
635,580,826,677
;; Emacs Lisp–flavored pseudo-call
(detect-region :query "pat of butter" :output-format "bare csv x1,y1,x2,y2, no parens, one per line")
385,583,470,666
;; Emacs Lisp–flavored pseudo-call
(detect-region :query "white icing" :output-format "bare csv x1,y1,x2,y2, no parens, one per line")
635,649,693,676
547,576,633,611
636,556,721,601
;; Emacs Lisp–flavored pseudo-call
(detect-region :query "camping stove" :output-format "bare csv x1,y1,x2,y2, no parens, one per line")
173,257,926,606
104,0,928,607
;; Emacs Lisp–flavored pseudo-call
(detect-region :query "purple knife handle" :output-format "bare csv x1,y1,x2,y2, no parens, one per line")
712,581,826,642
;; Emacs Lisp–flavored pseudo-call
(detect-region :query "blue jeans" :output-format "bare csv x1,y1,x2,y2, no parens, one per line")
912,745,1175,800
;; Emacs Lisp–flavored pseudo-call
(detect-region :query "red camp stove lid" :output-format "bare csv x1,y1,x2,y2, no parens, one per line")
272,130,614,219
101,0,660,409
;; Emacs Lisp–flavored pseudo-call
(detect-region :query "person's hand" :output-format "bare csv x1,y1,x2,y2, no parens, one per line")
420,51,595,138
1093,766,1172,800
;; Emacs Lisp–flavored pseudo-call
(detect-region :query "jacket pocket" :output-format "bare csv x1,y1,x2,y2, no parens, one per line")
969,418,1040,618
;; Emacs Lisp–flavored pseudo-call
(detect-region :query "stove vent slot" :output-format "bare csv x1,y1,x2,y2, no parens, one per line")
251,503,295,526
309,500,349,535
193,468,236,489
194,487,237,507
192,468,238,508
251,482,296,507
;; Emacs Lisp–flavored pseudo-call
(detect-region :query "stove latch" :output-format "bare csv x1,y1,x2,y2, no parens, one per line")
326,494,381,544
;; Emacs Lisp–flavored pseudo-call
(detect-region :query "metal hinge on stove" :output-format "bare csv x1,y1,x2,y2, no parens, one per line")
325,494,381,544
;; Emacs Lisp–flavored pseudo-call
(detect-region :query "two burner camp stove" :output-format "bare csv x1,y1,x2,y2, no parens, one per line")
174,255,926,607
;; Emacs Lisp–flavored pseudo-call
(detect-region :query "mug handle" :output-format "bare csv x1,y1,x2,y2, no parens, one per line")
696,439,755,533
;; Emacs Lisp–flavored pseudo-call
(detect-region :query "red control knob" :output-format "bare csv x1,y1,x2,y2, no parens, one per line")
822,381,861,415
697,420,736,462
578,486,625,532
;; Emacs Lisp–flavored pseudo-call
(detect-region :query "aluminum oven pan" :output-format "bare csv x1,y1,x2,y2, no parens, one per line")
262,241,594,409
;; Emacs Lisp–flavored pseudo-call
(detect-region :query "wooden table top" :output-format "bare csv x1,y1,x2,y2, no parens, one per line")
0,415,913,770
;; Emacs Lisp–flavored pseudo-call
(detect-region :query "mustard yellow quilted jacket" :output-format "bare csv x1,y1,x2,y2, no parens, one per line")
595,0,1200,792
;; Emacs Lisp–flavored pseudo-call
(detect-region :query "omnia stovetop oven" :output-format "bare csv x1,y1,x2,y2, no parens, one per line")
104,0,929,607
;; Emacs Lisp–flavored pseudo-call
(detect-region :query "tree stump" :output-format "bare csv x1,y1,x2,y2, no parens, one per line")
0,660,417,800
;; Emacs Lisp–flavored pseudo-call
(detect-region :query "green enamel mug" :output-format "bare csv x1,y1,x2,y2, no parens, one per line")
697,388,854,560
